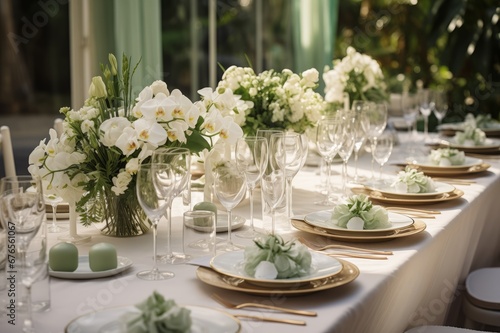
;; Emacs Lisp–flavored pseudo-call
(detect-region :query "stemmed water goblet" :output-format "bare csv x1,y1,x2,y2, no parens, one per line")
0,175,45,332
372,133,394,181
136,163,175,280
152,147,191,264
44,193,67,233
213,162,247,251
235,136,268,238
315,114,343,205
261,133,286,234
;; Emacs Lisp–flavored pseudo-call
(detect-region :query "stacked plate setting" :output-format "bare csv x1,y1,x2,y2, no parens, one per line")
196,250,359,295
292,211,426,242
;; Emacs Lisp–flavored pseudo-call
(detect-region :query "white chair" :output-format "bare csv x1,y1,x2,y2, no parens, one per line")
405,326,496,333
0,126,16,178
463,267,500,330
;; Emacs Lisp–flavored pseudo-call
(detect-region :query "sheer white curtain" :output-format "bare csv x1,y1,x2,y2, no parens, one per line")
69,0,162,109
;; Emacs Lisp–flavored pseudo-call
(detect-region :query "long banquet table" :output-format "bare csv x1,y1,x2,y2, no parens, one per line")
18,133,500,333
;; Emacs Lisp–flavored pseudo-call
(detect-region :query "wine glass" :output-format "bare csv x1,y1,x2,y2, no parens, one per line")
152,147,191,264
372,133,394,180
315,114,343,205
418,89,432,139
235,136,268,238
401,92,419,162
262,133,286,234
44,193,67,233
350,101,371,183
213,162,247,251
136,163,174,280
366,103,388,178
0,175,45,332
337,111,356,197
275,133,304,219
431,89,448,127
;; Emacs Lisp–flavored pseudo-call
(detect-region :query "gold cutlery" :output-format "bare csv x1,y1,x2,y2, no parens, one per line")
211,293,317,317
233,314,306,325
327,252,388,260
298,237,392,255
384,207,441,215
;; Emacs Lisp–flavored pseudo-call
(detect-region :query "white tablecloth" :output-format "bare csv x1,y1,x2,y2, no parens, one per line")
5,133,500,333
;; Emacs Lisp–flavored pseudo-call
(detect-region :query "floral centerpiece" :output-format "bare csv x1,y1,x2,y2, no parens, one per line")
323,47,388,108
29,54,243,237
243,234,312,280
392,167,436,194
330,194,390,230
454,123,486,146
216,66,326,135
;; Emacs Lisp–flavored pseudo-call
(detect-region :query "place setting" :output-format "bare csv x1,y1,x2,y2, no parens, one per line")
193,218,360,295
291,193,427,243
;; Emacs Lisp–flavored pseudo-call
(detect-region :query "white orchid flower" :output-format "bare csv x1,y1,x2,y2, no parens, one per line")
140,92,175,121
218,116,243,144
133,118,168,148
99,117,132,147
150,80,170,96
201,108,223,133
166,120,189,143
115,127,140,156
132,86,153,118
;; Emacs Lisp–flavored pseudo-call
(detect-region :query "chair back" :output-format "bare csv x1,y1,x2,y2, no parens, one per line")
0,126,16,178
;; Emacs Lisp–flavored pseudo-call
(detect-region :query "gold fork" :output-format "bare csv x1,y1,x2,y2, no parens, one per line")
211,293,317,317
298,237,393,255
233,314,306,326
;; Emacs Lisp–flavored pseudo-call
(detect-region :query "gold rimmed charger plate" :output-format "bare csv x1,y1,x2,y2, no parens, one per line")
351,187,464,205
196,259,359,296
409,163,491,177
408,156,483,172
363,182,455,200
291,219,426,243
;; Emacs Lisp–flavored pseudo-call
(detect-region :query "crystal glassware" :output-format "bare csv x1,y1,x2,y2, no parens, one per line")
366,103,388,178
350,101,371,183
0,175,45,332
152,147,191,264
431,89,448,127
261,133,287,233
337,111,356,198
213,162,247,251
372,133,394,180
235,136,268,238
136,163,175,280
418,88,432,139
44,193,67,233
315,114,343,205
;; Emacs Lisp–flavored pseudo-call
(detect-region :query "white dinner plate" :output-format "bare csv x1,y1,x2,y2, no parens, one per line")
50,256,132,279
65,305,241,333
304,210,414,233
445,138,500,151
185,213,245,233
410,156,483,171
210,250,342,286
364,181,455,199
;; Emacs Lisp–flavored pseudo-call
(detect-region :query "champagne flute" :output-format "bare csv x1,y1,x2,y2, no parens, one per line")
276,133,304,219
315,114,343,205
262,133,286,234
213,162,247,251
136,163,174,280
235,136,268,238
418,89,432,139
432,89,448,127
366,103,388,178
373,133,394,180
401,92,419,162
44,193,67,233
152,147,191,264
337,112,355,198
0,175,45,332
350,101,371,183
